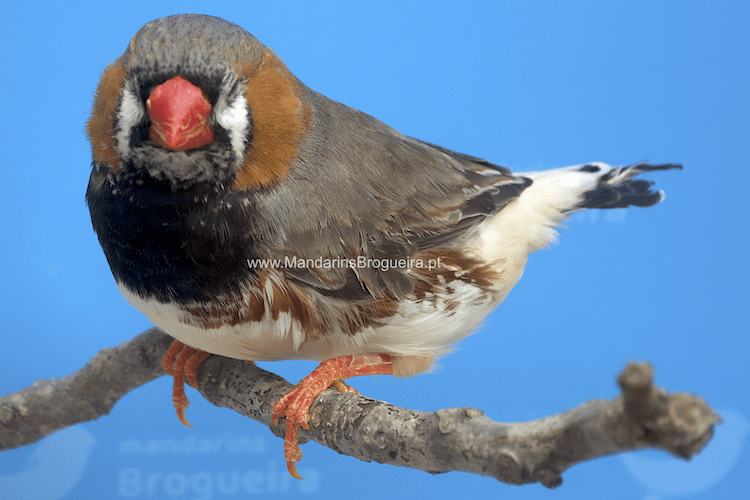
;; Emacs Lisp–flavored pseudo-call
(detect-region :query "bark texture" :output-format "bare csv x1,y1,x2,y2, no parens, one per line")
0,328,719,487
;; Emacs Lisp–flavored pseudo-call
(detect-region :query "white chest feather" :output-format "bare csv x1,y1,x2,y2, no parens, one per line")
117,271,509,364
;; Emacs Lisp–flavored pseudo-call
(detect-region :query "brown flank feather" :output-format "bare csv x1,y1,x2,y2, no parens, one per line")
183,248,496,342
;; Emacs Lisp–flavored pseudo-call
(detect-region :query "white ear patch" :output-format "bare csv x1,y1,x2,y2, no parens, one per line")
115,81,145,160
214,88,250,165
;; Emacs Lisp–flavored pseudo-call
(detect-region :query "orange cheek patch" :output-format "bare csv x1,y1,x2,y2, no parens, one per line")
87,58,126,173
147,76,215,150
233,50,311,190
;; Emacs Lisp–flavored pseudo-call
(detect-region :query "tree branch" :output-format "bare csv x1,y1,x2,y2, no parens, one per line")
0,328,719,487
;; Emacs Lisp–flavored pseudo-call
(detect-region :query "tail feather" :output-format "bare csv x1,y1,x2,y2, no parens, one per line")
504,161,682,253
576,162,683,210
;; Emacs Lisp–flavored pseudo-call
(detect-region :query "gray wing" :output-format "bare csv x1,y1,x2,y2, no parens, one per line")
261,92,531,299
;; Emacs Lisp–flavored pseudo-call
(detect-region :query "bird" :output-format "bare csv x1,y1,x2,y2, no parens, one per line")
85,14,681,479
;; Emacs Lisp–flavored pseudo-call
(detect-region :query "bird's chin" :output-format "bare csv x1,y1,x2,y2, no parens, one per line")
125,143,239,189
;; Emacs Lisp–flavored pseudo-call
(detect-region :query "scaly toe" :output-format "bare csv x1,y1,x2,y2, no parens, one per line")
171,372,193,427
331,380,359,394
162,340,211,427
184,350,210,388
283,422,304,479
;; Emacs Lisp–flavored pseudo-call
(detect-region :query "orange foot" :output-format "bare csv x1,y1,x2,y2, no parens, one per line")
161,340,210,427
272,354,394,479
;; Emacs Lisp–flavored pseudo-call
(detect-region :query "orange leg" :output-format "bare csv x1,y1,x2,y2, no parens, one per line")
161,340,210,427
272,354,394,479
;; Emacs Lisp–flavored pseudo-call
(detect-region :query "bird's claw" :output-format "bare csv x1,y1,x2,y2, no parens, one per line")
162,340,210,427
272,383,320,479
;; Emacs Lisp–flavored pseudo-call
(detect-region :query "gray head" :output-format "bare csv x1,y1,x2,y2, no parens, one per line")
87,14,311,190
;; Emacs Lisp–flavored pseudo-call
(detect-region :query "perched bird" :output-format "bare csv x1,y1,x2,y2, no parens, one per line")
85,14,681,479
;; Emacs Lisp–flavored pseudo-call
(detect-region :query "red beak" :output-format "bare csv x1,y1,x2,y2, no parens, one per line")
146,76,215,150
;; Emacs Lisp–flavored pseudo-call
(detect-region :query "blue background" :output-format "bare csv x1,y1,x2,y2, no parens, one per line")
1,1,748,499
